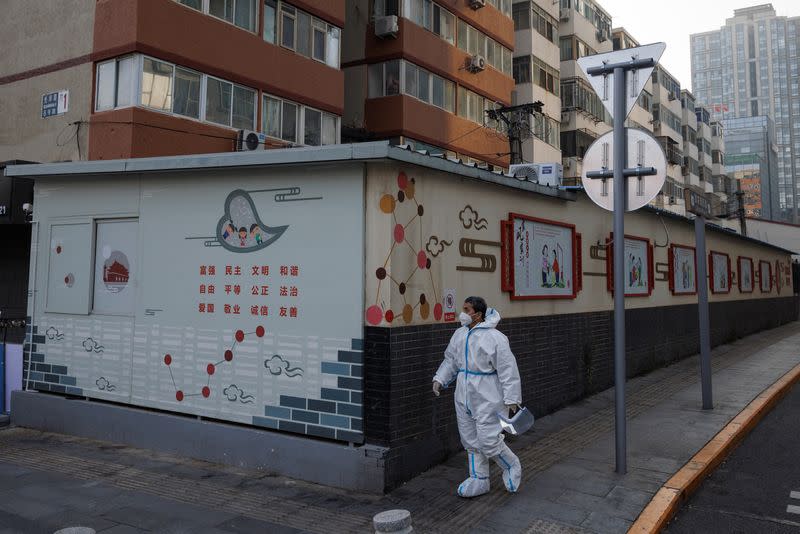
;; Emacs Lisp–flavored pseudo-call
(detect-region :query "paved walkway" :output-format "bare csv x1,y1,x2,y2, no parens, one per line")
0,321,798,533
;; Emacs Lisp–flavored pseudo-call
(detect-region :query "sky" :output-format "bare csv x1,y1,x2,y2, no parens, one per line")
597,0,800,92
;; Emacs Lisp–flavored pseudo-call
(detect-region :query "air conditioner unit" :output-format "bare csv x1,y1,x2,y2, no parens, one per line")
559,8,570,21
237,129,266,151
534,163,563,187
510,164,538,182
596,30,607,43
468,54,486,72
652,119,661,129
668,195,676,205
469,0,486,9
375,15,398,39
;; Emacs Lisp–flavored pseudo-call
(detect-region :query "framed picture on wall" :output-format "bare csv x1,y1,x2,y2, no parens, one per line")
738,256,753,293
669,244,697,295
605,234,654,296
709,251,731,294
759,260,772,293
501,213,581,300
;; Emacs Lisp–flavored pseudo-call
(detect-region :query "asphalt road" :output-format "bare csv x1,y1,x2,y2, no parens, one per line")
665,381,800,533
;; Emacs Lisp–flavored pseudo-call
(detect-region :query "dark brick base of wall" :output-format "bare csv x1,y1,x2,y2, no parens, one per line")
364,296,799,491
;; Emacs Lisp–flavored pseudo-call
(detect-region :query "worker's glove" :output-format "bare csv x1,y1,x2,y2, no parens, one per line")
505,403,520,417
432,381,443,397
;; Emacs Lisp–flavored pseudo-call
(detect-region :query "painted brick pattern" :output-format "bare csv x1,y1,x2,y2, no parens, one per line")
254,338,364,443
22,322,83,396
364,296,800,490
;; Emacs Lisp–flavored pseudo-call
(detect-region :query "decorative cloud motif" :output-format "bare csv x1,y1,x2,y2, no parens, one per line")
82,337,104,353
426,236,453,258
264,355,304,378
96,377,116,391
46,326,64,341
223,384,255,404
459,205,488,230
216,189,289,253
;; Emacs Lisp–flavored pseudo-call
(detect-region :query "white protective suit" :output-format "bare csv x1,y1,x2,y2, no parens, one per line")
433,308,523,497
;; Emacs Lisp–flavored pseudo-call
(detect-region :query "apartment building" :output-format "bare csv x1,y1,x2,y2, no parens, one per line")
691,4,800,222
342,0,514,170
557,0,613,186
511,0,562,165
0,0,345,162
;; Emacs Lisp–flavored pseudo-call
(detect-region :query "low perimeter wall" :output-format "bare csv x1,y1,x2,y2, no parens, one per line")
363,296,799,490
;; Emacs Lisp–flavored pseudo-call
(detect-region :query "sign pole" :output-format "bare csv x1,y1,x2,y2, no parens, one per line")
578,43,667,476
612,66,627,474
694,215,713,409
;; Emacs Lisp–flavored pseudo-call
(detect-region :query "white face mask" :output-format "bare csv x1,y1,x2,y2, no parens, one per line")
459,312,474,326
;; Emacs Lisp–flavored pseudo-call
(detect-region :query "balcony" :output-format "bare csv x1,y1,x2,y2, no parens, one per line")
657,136,682,166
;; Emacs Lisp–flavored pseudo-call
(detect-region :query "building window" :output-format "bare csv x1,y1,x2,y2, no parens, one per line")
271,2,340,68
533,113,560,148
141,58,174,112
457,20,512,76
512,2,557,44
264,0,278,42
205,77,233,126
513,56,531,84
368,59,454,112
176,0,257,32
373,0,399,17
457,86,492,124
402,0,455,44
262,94,339,146
98,54,256,130
174,67,202,119
561,78,607,122
95,56,137,111
560,129,597,158
560,36,594,61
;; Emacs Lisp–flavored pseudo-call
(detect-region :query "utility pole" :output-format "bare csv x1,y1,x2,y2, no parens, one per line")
486,101,543,165
735,189,747,236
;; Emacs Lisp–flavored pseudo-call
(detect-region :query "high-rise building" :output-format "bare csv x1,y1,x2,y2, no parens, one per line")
723,115,779,219
0,0,346,162
690,4,800,222
342,1,514,170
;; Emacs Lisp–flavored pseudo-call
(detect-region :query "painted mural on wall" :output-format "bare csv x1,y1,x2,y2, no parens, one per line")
738,256,754,293
759,260,773,293
710,252,731,294
31,169,365,443
669,244,697,295
366,171,445,326
604,235,653,297
502,213,578,300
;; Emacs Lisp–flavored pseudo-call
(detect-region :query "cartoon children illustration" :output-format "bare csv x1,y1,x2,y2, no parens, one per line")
238,227,248,247
541,244,550,287
552,248,561,286
637,257,643,287
250,224,263,245
222,221,236,241
629,254,636,287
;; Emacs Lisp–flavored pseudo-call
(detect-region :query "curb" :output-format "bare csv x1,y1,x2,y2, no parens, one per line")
628,361,800,534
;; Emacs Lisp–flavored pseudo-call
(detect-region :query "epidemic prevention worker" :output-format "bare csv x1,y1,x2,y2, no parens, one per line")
432,296,523,497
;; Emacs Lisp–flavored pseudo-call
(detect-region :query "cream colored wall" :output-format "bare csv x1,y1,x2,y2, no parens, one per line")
364,161,793,326
0,0,94,77
0,64,92,163
0,0,94,163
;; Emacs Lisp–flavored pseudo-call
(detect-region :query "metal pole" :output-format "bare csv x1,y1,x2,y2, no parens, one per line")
612,66,627,474
695,215,713,409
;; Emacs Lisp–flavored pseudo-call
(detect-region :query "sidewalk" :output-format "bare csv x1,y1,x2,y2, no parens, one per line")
0,321,798,534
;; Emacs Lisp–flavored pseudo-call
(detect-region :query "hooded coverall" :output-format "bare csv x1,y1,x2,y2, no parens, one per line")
433,308,523,497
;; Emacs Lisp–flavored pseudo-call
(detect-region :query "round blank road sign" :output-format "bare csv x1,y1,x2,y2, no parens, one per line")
581,128,667,212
